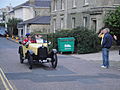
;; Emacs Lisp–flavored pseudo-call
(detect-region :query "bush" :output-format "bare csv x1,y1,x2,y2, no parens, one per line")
48,27,101,54
104,6,120,35
0,23,5,27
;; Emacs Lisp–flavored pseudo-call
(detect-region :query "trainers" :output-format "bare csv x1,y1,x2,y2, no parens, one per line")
101,65,107,68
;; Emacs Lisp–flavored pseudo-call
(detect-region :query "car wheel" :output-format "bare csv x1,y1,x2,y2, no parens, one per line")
51,53,58,68
20,54,24,63
19,46,24,63
28,53,33,69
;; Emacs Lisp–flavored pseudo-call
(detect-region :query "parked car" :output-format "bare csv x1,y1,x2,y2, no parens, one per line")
0,27,6,37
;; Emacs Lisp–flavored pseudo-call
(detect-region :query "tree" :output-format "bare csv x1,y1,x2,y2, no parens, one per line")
0,23,5,27
7,18,22,36
104,6,120,35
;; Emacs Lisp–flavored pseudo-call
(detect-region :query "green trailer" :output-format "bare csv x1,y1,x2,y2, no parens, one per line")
58,37,75,53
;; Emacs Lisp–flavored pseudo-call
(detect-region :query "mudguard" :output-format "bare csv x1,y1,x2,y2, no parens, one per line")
52,49,57,53
27,50,34,55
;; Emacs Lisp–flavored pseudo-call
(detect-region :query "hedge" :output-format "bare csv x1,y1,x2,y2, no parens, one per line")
48,27,101,54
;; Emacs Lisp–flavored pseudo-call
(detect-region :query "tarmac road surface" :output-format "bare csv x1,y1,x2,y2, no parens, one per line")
0,37,120,90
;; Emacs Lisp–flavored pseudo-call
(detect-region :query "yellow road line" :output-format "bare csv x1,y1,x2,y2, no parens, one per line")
0,73,9,90
0,68,14,90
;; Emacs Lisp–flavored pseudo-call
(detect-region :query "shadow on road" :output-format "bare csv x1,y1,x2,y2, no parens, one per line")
5,64,120,84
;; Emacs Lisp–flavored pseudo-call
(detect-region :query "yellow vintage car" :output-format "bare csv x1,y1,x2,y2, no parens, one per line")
18,35,57,69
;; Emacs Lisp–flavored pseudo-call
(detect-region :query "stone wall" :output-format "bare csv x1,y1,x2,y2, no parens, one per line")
51,0,120,33
30,24,50,33
35,8,50,16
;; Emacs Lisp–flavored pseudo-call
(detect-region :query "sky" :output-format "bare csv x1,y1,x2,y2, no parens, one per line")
0,0,28,8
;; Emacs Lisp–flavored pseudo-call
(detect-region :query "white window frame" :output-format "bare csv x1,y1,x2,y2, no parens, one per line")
61,0,65,10
53,19,56,33
92,19,97,32
60,18,64,29
72,0,76,7
83,17,87,27
84,0,89,5
53,0,57,11
72,17,76,28
114,0,120,5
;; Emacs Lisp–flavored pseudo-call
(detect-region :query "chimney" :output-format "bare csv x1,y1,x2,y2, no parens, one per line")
29,0,35,5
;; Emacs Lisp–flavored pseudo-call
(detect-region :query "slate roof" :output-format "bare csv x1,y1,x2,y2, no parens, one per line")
14,0,51,9
34,1,51,7
14,1,29,9
19,16,50,25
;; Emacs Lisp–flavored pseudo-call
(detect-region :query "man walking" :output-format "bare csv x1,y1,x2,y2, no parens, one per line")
101,28,113,68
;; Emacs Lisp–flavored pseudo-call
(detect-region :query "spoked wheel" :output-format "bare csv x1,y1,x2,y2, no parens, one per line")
28,53,33,69
19,46,24,63
51,53,58,68
20,54,24,63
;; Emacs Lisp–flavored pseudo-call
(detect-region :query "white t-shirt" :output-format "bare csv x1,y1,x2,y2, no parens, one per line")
36,39,44,43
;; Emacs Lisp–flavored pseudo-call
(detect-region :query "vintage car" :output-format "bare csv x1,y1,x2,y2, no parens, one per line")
18,35,58,69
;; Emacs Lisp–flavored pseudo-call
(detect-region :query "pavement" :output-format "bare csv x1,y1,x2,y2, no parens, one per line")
71,50,119,61
71,50,120,71
7,37,19,44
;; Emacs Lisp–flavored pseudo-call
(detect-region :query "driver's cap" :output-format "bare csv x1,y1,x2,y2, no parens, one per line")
26,33,30,37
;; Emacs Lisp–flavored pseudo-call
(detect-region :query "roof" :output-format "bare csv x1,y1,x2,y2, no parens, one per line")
19,16,50,25
34,1,51,7
14,0,51,9
14,1,29,9
9,10,14,13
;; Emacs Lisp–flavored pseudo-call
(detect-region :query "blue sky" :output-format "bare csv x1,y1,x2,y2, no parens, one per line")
0,0,28,8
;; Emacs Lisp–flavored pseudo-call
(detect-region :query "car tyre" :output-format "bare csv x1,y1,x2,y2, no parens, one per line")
20,54,24,63
19,46,24,63
51,53,58,68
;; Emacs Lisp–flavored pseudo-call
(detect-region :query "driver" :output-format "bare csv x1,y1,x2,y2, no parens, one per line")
22,33,36,45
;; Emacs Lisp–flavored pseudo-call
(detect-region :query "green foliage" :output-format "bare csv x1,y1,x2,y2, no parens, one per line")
0,23,5,27
104,6,120,34
31,31,42,35
48,27,101,54
7,18,22,35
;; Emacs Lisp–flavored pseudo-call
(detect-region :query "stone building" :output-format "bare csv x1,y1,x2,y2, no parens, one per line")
51,0,120,33
5,0,51,37
17,0,51,37
13,0,51,21
18,16,50,36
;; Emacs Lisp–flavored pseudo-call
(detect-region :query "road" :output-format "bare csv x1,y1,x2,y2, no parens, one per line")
0,37,120,90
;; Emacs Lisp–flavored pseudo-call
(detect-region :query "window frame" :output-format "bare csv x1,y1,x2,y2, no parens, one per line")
84,0,89,6
61,0,65,10
53,19,56,33
83,17,87,28
53,0,57,11
72,17,76,28
72,0,76,8
60,18,64,29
